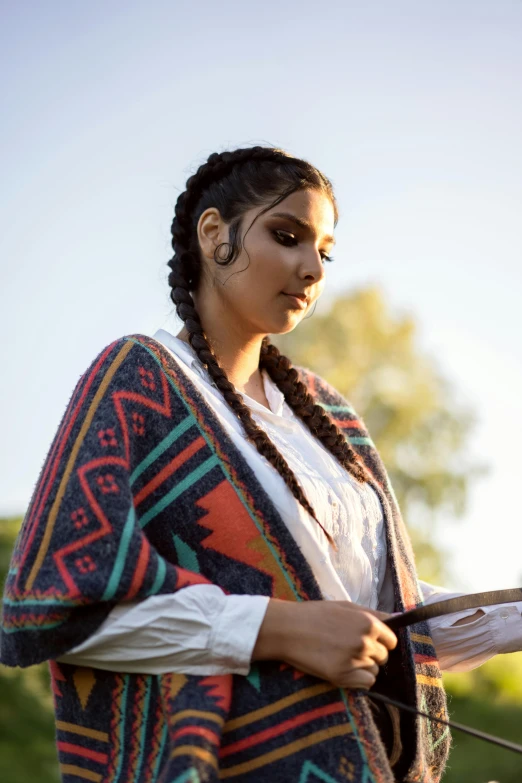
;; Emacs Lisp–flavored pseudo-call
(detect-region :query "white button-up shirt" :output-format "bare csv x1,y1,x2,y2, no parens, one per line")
58,329,522,675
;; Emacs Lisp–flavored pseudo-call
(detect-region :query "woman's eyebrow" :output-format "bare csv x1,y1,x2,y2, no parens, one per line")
269,211,336,246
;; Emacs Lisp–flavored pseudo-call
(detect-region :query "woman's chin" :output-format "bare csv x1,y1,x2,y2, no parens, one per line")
265,314,303,336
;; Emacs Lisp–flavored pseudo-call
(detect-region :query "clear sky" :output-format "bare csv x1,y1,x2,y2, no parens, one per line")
1,1,521,592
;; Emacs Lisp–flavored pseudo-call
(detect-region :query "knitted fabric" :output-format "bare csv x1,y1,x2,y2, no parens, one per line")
0,334,450,782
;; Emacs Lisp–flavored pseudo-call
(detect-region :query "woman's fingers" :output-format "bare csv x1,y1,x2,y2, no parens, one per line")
269,600,399,692
342,604,398,650
346,667,378,690
372,619,398,651
371,641,390,666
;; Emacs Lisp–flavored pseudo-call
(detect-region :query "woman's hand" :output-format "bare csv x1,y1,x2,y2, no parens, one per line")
251,599,397,690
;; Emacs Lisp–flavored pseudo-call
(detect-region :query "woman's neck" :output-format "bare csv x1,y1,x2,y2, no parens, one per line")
175,327,270,408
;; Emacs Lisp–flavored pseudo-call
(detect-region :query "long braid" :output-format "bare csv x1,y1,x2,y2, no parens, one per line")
259,339,368,482
167,146,367,550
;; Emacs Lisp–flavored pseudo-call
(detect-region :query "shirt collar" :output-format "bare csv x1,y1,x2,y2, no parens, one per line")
152,328,287,418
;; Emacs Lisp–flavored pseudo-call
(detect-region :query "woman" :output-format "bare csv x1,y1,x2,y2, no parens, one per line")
2,145,521,783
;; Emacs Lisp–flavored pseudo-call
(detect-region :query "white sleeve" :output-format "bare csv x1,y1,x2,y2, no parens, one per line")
419,580,522,672
56,584,270,676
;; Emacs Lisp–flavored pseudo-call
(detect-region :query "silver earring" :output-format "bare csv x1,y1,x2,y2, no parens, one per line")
303,301,317,321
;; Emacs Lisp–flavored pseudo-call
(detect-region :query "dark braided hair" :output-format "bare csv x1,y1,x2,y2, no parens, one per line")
167,145,368,550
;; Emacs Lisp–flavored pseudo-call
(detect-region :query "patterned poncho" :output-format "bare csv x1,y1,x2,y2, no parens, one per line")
0,333,450,782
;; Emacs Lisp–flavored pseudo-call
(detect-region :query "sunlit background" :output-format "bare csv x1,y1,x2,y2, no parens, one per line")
2,1,521,592
2,3,522,781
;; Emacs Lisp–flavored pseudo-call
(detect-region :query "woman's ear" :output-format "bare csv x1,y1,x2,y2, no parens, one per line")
197,207,226,261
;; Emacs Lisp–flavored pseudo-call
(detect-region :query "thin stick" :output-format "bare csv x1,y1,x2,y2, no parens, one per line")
368,692,522,756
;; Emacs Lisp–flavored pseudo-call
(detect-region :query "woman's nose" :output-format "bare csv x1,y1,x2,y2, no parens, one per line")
301,248,326,283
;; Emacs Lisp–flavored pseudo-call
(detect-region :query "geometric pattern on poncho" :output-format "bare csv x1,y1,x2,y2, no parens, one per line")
1,333,451,782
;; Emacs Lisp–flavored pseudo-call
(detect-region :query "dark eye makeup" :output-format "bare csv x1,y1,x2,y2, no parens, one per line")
271,230,335,263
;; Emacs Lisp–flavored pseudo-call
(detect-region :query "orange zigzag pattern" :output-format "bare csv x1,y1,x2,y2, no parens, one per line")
195,481,297,601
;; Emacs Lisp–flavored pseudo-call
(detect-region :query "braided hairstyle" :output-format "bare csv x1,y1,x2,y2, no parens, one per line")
167,145,368,550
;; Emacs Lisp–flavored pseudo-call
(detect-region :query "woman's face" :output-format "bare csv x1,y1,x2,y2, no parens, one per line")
195,188,336,338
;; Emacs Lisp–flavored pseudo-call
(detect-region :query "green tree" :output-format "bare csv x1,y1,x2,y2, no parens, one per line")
273,286,486,582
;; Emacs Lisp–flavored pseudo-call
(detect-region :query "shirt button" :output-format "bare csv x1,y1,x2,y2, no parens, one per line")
500,610,510,619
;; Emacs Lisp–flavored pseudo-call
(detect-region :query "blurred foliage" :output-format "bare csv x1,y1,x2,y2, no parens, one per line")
443,650,522,781
441,688,522,783
444,653,522,706
1,286,520,782
0,517,60,783
273,285,487,583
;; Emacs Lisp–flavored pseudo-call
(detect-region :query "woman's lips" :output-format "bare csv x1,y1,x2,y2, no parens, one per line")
282,293,307,309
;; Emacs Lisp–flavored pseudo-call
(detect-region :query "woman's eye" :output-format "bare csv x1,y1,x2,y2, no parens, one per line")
272,230,334,263
272,230,296,247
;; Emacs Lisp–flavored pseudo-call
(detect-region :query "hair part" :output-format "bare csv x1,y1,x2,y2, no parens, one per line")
167,145,367,550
